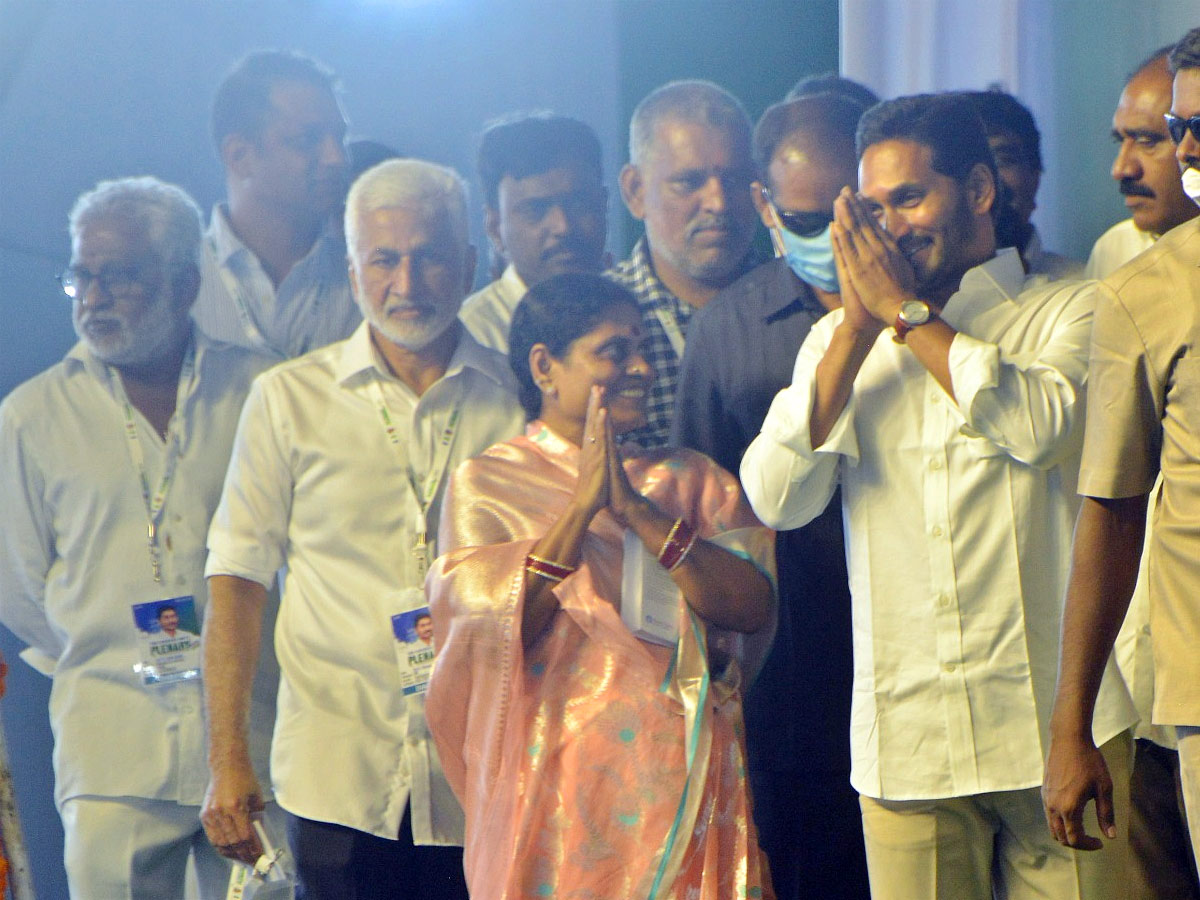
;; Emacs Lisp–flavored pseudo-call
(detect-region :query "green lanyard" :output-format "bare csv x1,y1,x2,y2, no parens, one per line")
371,379,463,579
111,341,196,584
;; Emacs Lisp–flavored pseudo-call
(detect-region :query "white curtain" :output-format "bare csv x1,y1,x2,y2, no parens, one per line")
839,0,1198,260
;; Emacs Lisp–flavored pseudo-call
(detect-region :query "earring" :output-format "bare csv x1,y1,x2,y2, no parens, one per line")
539,383,557,398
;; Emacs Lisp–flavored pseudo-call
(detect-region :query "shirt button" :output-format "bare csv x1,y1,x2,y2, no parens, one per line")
937,593,951,609
177,575,187,587
943,662,957,674
929,392,939,402
930,459,943,470
932,525,944,537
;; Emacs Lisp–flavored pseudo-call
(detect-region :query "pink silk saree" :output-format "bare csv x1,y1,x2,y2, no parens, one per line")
426,423,776,900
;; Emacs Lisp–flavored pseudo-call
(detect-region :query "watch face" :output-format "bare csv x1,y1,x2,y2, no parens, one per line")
899,300,931,326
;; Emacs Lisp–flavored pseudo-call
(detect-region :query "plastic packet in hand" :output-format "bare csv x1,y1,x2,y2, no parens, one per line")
224,819,297,900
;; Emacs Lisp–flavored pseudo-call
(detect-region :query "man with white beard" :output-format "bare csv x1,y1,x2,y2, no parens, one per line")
0,176,278,898
201,159,524,899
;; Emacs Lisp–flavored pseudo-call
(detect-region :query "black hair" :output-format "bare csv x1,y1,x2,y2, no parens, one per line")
856,93,998,187
211,49,338,153
1169,27,1200,75
787,72,880,110
508,273,639,420
476,113,603,209
963,89,1042,173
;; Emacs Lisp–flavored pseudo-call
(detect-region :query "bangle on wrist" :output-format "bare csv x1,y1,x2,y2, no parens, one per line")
525,554,575,584
657,518,697,572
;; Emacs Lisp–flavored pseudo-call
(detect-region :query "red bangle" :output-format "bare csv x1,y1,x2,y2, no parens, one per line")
525,554,575,583
657,518,697,572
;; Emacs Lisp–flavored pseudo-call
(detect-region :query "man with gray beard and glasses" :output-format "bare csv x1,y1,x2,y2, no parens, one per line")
0,176,280,898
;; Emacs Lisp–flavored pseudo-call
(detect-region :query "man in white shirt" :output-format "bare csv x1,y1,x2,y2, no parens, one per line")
459,113,608,354
1082,43,1200,900
741,93,1134,900
192,50,361,359
0,177,277,898
1087,47,1199,280
201,159,525,899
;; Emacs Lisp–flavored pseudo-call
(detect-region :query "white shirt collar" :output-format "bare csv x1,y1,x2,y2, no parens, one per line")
334,321,513,390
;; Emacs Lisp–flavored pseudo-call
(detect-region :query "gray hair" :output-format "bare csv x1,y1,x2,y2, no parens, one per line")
68,176,203,273
345,158,469,255
628,79,752,166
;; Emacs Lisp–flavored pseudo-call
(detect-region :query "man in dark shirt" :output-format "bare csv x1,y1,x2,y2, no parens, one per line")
671,92,870,899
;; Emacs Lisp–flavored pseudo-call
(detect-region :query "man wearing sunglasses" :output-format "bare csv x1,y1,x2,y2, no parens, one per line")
671,91,869,899
743,91,1138,900
1045,25,1200,876
1081,44,1200,900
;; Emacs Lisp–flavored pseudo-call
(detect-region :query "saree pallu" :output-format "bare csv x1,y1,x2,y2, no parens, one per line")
427,423,776,899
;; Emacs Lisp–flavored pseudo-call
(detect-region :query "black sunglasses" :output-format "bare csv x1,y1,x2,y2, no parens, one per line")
1165,113,1200,144
761,187,834,238
775,208,835,238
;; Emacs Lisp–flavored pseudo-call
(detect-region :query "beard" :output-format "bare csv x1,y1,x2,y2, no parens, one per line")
362,298,459,352
74,291,183,368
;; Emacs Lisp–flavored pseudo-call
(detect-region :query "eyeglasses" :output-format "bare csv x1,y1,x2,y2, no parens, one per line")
1164,113,1200,145
761,188,834,238
57,265,144,301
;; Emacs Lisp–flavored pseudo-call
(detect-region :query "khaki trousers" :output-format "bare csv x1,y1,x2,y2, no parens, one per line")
859,731,1131,900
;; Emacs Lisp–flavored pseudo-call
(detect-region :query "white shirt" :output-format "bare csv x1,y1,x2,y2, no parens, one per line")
206,323,524,842
0,333,278,809
1085,217,1172,747
1024,226,1084,282
192,204,361,360
741,249,1135,801
1085,218,1156,280
457,264,528,356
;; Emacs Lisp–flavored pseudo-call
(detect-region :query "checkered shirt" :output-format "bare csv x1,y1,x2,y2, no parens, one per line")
607,237,762,448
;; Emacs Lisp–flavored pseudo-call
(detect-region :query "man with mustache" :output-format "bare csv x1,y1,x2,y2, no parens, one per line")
1078,43,1200,900
609,80,761,448
191,50,361,360
459,113,608,355
1044,23,1200,880
0,177,279,898
742,92,1136,900
201,159,523,899
671,92,870,900
1087,47,1199,278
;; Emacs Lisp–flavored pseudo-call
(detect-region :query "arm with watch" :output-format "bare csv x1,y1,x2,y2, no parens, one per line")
820,186,1093,467
811,189,957,447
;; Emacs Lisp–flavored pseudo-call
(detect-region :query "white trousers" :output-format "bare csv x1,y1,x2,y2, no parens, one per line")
61,795,281,900
859,731,1132,900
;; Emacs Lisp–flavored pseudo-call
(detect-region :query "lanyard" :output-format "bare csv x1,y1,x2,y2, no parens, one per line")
651,301,686,359
111,341,197,584
371,379,464,579
208,236,287,358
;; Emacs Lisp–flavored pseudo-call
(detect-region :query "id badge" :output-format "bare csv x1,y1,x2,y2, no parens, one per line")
390,588,436,697
132,595,202,685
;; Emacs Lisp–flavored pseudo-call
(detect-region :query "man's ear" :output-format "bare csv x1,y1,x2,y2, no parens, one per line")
172,262,202,313
347,258,360,301
221,133,254,178
619,163,646,221
751,181,776,229
483,206,505,258
966,163,997,216
461,244,478,294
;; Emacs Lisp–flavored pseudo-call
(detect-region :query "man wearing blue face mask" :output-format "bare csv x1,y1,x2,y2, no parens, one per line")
671,91,871,900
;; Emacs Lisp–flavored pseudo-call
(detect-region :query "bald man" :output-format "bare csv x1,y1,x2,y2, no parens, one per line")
671,93,871,900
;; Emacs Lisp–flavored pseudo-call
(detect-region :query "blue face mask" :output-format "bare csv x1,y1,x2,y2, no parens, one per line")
777,222,839,294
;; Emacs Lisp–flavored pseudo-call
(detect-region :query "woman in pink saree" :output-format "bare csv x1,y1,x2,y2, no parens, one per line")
426,273,776,899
